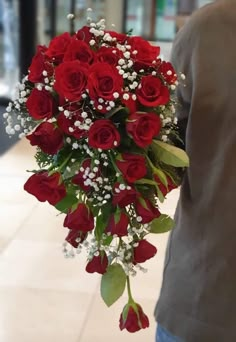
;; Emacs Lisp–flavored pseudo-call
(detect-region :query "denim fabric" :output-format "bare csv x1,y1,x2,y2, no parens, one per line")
156,325,184,342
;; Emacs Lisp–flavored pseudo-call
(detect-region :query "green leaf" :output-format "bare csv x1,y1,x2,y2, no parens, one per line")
152,140,189,167
156,186,165,203
95,215,107,241
62,160,81,180
153,168,168,187
103,235,113,246
95,203,113,240
150,214,174,234
101,263,127,307
55,193,78,213
135,178,157,187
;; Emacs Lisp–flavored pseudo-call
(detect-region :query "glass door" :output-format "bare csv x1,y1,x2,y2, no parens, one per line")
155,0,177,41
0,0,19,100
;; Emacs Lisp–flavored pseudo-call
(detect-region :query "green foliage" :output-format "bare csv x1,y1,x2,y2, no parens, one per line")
95,203,113,240
150,214,174,234
35,149,55,169
55,193,78,213
101,263,127,307
151,140,189,168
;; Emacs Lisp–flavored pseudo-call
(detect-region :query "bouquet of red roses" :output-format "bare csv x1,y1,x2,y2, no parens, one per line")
4,17,188,333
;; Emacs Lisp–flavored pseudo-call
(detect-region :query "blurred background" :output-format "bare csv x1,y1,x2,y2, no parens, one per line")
0,1,213,342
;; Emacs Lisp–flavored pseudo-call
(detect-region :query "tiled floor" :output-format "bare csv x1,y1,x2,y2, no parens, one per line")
0,139,179,342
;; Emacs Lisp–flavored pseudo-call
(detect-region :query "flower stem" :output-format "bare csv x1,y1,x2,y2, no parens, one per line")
57,152,73,172
127,276,135,303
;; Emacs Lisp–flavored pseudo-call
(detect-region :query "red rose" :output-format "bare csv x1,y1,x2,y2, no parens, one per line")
26,122,63,155
76,26,94,45
106,211,129,237
57,107,87,140
26,88,54,120
87,62,123,103
63,203,94,232
116,154,147,183
63,39,94,65
88,119,120,150
112,182,137,208
137,75,170,107
133,239,157,264
65,230,87,248
97,46,121,65
158,61,177,85
119,303,149,333
106,30,127,44
28,45,53,83
135,197,161,223
72,159,100,192
154,174,177,197
126,112,161,147
24,172,66,205
86,252,108,274
122,93,137,113
54,61,88,101
129,36,160,70
46,32,71,64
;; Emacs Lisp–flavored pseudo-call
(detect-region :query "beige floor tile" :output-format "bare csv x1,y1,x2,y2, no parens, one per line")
0,286,92,342
16,204,66,243
79,295,157,342
0,239,100,293
0,176,35,204
0,139,36,177
0,203,37,250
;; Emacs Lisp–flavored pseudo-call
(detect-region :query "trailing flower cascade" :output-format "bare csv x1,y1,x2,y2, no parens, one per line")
4,17,189,333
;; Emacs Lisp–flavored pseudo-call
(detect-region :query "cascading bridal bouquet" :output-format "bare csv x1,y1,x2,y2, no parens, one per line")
4,17,189,333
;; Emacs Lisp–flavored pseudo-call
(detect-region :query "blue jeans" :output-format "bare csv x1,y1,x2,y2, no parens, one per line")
156,325,184,342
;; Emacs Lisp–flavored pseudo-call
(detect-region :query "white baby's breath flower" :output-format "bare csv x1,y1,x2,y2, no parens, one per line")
89,39,96,46
123,93,129,100
67,13,75,20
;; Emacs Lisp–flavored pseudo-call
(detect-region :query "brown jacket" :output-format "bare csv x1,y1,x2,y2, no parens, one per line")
155,1,236,341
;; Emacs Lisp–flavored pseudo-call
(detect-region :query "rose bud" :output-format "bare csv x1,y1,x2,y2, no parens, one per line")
28,45,53,83
136,75,169,107
127,112,161,148
112,182,137,208
106,30,127,44
154,174,177,197
116,153,147,183
133,239,157,264
76,26,94,45
97,46,121,66
72,159,100,192
65,230,87,248
106,210,129,237
88,119,120,150
24,172,66,205
135,197,161,223
158,61,177,85
26,122,63,155
63,38,94,64
63,203,94,232
26,88,55,120
45,32,71,64
128,36,160,70
57,107,88,140
119,302,149,333
86,252,108,274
